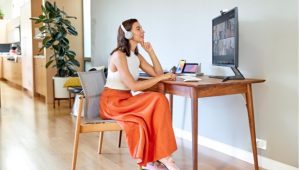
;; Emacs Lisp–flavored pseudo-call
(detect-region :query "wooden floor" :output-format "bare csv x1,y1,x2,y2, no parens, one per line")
0,81,256,170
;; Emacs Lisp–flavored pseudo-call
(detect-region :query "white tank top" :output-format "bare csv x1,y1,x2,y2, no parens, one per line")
105,53,140,90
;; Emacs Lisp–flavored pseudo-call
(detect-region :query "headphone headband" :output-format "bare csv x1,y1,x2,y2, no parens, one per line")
120,23,133,39
120,24,127,32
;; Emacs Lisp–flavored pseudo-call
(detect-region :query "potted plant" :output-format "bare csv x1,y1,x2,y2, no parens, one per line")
31,1,80,100
0,9,4,19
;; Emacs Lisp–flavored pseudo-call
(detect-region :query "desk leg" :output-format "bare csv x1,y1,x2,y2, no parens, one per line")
191,88,198,170
246,84,259,170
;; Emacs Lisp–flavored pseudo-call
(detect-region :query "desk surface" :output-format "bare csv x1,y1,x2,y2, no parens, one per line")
140,75,265,87
140,76,265,98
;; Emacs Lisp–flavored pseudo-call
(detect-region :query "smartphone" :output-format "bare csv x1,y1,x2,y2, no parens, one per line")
176,59,186,74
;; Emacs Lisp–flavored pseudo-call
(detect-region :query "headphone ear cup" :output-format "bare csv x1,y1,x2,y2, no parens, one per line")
121,24,133,39
125,32,133,39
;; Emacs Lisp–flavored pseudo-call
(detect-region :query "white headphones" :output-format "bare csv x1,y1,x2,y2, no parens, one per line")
120,23,133,39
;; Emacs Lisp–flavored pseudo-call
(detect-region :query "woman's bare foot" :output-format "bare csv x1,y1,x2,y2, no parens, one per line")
142,161,168,170
159,156,180,170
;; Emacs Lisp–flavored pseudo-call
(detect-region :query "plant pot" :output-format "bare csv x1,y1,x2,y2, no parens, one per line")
53,77,69,98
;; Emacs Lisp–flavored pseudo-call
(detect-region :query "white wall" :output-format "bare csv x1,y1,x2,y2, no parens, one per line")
0,0,12,19
91,0,298,167
83,0,91,58
20,1,33,94
0,0,26,19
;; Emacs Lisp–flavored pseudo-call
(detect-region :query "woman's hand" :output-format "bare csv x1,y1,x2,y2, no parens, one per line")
141,42,154,54
159,73,176,81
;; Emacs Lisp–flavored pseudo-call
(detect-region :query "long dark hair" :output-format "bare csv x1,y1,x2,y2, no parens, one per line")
110,18,139,57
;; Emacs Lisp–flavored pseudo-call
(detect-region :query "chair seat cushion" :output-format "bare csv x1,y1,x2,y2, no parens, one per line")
64,77,81,87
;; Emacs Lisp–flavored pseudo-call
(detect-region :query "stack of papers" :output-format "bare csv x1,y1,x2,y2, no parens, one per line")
177,76,202,82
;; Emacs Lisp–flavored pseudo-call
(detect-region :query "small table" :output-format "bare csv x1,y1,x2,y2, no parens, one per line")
141,76,265,170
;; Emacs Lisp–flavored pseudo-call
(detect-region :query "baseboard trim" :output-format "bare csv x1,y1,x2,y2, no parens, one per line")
174,128,298,170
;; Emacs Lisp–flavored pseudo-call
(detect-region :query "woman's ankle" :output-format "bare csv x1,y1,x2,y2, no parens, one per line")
142,161,168,170
159,156,180,170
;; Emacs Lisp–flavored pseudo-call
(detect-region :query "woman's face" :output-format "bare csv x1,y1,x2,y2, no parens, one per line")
130,22,145,43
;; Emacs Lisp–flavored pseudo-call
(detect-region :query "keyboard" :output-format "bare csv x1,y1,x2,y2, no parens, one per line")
177,75,202,82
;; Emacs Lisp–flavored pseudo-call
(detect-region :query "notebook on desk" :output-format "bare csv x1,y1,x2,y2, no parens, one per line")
139,72,201,82
177,75,202,82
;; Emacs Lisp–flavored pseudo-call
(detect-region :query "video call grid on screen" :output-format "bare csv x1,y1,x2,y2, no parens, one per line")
213,18,235,56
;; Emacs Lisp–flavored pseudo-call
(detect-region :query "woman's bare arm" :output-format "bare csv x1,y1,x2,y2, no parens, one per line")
111,51,175,91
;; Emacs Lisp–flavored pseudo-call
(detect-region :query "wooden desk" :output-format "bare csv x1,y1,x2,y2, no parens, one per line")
143,76,265,170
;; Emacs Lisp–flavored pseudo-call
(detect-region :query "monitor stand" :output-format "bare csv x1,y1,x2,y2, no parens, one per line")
209,67,245,82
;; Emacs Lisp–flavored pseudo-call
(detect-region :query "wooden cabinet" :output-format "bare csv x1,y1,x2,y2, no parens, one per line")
2,57,22,86
34,57,46,96
0,57,2,78
0,20,8,43
0,55,3,79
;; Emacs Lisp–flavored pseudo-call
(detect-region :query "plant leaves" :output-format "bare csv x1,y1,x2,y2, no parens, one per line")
30,17,40,21
67,27,78,36
39,26,46,32
45,59,54,68
54,32,64,40
66,50,76,57
61,19,71,27
44,39,55,48
31,0,80,77
45,1,55,13
39,46,45,52
61,37,69,46
66,16,77,19
70,59,80,67
58,69,67,77
60,10,67,16
49,54,55,60
58,47,65,56
41,5,47,15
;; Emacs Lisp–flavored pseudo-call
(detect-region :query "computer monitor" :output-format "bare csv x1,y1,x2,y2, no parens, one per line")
211,7,244,81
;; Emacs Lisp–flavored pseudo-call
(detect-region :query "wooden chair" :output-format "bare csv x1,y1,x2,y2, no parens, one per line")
72,70,123,170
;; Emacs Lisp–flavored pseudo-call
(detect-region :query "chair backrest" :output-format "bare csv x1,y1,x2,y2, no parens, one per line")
78,70,106,121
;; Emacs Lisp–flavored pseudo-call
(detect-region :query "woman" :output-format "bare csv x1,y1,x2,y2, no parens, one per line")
100,18,180,170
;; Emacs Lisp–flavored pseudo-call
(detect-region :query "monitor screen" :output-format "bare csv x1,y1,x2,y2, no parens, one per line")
212,7,238,67
0,43,11,53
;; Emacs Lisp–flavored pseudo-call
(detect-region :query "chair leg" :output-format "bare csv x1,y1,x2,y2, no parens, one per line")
118,130,122,148
72,120,81,170
69,91,72,108
72,98,83,170
98,132,104,154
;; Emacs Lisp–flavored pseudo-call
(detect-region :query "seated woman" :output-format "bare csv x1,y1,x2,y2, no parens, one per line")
100,18,180,170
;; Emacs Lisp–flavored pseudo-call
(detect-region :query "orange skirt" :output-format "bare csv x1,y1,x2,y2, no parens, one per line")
100,87,177,166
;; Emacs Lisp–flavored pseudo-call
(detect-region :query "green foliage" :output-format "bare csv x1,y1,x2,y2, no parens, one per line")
0,9,4,19
30,1,80,77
